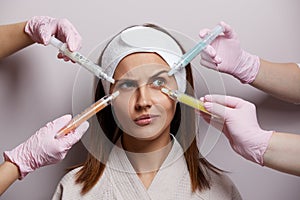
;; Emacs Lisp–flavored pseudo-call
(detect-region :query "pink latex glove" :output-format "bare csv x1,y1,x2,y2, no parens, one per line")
199,21,260,84
25,16,82,61
201,94,273,165
3,114,89,179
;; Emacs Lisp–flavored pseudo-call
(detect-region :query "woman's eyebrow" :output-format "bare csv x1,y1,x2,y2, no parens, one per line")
149,70,169,79
114,70,169,83
114,78,136,84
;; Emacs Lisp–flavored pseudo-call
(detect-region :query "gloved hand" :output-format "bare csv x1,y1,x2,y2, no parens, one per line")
201,94,273,165
199,21,260,84
3,114,89,179
25,16,82,61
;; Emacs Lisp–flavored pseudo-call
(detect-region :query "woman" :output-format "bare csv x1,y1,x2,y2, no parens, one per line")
52,24,242,199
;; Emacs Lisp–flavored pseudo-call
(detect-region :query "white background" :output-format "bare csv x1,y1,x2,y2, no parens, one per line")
1,0,300,199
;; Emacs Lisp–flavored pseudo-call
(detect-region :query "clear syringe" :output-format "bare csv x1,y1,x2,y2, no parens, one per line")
168,25,224,76
55,91,119,139
49,36,115,84
161,87,219,118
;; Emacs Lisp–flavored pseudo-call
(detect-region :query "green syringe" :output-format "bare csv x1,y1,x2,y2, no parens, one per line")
168,25,224,76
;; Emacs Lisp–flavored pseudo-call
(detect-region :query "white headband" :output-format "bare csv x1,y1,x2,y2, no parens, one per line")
100,26,186,95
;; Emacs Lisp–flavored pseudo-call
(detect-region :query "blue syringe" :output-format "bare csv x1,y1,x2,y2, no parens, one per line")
49,37,115,84
168,25,224,76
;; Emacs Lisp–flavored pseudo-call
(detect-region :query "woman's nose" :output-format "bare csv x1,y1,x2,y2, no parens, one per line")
134,85,152,110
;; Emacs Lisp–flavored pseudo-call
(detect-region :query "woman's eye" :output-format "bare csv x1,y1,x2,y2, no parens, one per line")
117,81,137,89
151,78,166,88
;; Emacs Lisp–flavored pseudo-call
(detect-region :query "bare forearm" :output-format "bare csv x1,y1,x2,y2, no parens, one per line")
251,59,300,103
0,161,19,195
263,132,300,176
0,21,34,59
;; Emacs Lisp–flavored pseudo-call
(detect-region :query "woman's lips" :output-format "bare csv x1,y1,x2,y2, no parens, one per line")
134,114,159,126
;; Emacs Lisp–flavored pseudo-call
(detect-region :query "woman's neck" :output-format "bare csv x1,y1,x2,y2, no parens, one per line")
121,132,173,173
122,131,171,153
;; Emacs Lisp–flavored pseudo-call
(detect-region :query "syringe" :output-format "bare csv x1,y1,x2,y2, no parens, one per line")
49,37,115,84
161,87,219,118
168,25,224,76
55,91,119,139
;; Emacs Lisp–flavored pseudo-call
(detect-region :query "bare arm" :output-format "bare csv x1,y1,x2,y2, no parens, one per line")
263,132,300,176
251,59,300,103
0,161,19,195
0,21,34,59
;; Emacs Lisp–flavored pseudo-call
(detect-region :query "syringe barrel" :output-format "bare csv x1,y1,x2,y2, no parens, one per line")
49,37,64,49
55,91,119,138
49,37,114,83
174,25,224,70
182,25,224,67
201,25,224,45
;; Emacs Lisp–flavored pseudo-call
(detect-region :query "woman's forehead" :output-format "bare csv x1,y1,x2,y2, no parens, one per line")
113,53,170,79
114,65,171,83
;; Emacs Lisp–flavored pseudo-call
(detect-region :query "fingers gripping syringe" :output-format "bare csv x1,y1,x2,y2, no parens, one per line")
49,37,115,84
55,91,119,138
168,25,224,76
161,87,219,118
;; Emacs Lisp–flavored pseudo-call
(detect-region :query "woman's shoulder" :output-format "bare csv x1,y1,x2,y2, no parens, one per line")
52,167,84,200
59,167,82,184
52,166,113,199
208,168,233,186
54,166,85,193
206,169,243,200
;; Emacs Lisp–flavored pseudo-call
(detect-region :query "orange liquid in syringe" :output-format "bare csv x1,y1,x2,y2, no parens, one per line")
56,100,108,138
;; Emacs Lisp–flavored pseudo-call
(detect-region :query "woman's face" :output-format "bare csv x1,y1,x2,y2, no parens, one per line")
110,52,178,140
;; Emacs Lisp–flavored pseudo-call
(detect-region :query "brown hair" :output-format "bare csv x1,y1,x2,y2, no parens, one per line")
73,24,221,195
